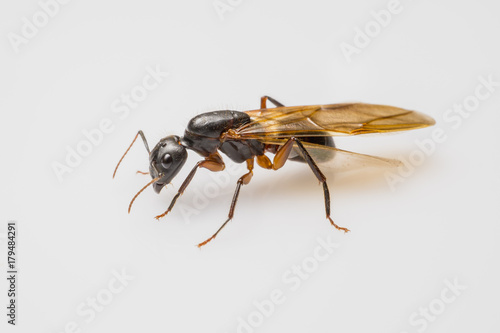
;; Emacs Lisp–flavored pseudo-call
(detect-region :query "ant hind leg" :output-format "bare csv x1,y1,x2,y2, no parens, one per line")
260,96,285,109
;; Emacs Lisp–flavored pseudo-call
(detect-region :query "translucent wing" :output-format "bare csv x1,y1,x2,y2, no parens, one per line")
237,103,435,138
259,138,402,172
301,142,401,171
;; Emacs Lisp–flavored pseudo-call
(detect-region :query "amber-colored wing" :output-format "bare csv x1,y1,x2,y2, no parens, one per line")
235,103,435,138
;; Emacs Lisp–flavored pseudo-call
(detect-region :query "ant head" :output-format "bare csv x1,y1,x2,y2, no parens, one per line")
113,131,189,213
149,135,188,193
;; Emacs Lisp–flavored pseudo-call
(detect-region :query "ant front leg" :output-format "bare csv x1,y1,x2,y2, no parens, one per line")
198,159,254,247
260,96,284,109
154,153,225,220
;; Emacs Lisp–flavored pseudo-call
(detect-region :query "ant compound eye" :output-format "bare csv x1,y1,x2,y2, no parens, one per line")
161,154,173,169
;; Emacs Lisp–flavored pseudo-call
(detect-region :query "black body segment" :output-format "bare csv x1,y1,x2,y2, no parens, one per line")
148,135,188,193
181,110,265,163
186,110,249,138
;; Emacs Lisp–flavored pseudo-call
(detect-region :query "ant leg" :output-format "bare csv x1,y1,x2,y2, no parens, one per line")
198,159,254,247
256,154,273,169
271,137,349,233
260,95,284,109
293,139,349,233
136,171,149,175
155,153,225,220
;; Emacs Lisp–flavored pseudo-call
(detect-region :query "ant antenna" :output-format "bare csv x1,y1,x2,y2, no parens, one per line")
128,176,160,213
113,130,150,178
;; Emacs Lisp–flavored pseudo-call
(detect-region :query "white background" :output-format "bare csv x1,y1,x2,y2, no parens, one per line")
1,0,500,332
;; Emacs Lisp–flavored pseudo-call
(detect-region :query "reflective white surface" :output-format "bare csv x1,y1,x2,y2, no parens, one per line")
1,0,499,332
